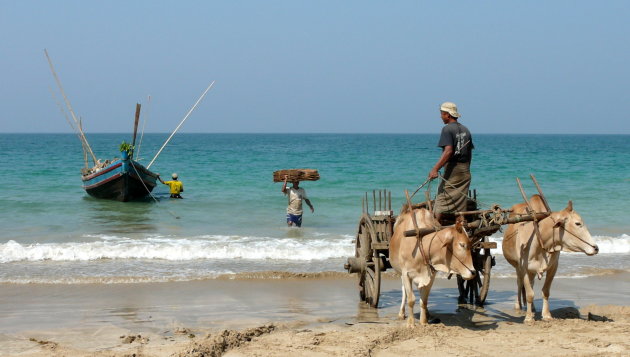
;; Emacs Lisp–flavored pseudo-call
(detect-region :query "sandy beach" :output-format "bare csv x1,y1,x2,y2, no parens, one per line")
1,272,629,356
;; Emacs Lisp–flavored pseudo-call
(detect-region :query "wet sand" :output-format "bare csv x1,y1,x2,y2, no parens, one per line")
1,272,629,356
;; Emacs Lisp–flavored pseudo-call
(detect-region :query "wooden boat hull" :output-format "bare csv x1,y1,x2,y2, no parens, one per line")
82,158,158,202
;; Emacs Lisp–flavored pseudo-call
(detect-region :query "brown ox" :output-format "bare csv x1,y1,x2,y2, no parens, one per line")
503,194,599,322
389,208,475,327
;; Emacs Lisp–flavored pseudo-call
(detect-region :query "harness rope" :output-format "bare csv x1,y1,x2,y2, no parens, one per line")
407,207,476,275
409,178,431,199
549,216,597,249
424,225,476,276
503,215,596,253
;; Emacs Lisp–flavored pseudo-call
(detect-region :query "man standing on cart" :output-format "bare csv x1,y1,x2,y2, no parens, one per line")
428,102,474,224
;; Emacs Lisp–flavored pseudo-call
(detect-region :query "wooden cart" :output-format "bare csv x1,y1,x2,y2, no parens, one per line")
344,177,550,308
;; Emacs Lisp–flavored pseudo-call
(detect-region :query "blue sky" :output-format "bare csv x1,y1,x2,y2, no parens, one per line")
1,1,628,134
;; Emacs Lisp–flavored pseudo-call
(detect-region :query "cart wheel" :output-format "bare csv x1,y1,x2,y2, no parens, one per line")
356,214,381,308
457,249,492,306
477,251,492,304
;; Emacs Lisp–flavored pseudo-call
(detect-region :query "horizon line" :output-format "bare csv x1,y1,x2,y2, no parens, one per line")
1,132,628,135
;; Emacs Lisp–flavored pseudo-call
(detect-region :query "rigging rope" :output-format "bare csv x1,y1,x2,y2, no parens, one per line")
130,161,180,219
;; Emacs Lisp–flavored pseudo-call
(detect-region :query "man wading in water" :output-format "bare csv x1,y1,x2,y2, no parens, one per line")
158,173,184,199
281,175,314,227
428,102,474,224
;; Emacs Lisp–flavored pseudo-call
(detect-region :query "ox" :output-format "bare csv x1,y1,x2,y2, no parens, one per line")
503,194,599,322
389,207,475,327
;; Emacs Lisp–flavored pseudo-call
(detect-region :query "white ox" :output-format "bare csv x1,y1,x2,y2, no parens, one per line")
503,194,599,322
389,207,475,327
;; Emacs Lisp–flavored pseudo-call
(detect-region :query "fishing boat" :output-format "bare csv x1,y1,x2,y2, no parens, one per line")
81,150,159,201
79,104,159,202
82,159,158,201
45,49,214,202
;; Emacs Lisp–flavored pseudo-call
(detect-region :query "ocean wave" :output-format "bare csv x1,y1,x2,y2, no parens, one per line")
0,234,355,263
1,268,627,285
1,233,628,264
488,234,629,255
0,271,357,284
490,268,629,279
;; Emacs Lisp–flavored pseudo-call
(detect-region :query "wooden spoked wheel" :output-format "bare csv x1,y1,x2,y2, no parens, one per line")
356,214,381,308
457,242,493,306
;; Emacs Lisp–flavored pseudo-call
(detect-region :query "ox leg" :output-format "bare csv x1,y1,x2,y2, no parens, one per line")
403,272,416,328
523,271,536,322
418,278,434,325
515,269,524,310
516,246,529,311
398,282,406,320
541,254,559,321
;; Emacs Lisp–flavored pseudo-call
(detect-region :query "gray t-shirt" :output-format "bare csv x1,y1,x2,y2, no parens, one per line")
286,187,308,215
437,122,474,164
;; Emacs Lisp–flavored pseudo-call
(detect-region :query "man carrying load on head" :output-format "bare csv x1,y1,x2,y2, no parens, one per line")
158,173,184,199
282,175,314,227
428,102,474,224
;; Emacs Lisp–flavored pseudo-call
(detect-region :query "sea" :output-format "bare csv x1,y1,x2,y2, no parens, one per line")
0,133,629,284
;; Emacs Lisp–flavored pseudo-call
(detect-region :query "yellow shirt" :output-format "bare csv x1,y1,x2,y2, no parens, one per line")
164,180,184,194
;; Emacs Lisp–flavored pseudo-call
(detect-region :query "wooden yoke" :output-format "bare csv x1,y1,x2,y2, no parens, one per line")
405,190,430,264
516,177,549,254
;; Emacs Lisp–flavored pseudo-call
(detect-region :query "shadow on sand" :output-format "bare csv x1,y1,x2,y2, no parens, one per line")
361,286,599,330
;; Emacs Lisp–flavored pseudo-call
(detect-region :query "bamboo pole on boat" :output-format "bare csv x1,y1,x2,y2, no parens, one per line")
136,95,150,161
79,119,88,169
131,103,141,157
147,81,215,169
48,85,76,132
49,85,89,169
44,49,98,165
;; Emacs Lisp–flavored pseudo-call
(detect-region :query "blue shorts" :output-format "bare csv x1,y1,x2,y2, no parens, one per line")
286,214,303,227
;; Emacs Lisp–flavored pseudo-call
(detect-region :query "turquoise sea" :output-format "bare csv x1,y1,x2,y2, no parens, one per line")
0,133,628,283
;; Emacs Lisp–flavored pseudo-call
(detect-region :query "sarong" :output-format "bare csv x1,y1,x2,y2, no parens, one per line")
433,162,471,215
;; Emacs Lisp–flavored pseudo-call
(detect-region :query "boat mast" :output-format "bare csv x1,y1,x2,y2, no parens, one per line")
78,119,89,169
136,95,150,161
147,81,215,169
44,49,98,165
131,103,141,159
48,85,89,169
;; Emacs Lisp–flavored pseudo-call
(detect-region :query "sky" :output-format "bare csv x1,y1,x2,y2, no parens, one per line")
1,1,629,134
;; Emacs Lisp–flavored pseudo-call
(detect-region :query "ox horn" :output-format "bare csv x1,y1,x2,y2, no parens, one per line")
441,232,454,248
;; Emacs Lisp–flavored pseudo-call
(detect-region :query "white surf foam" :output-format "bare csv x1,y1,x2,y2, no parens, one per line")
488,234,629,255
1,234,627,264
0,234,355,263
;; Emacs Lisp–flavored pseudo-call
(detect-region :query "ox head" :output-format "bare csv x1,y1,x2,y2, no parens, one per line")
440,221,475,280
552,201,599,256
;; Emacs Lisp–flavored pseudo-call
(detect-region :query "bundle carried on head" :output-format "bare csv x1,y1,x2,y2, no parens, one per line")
273,169,320,182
